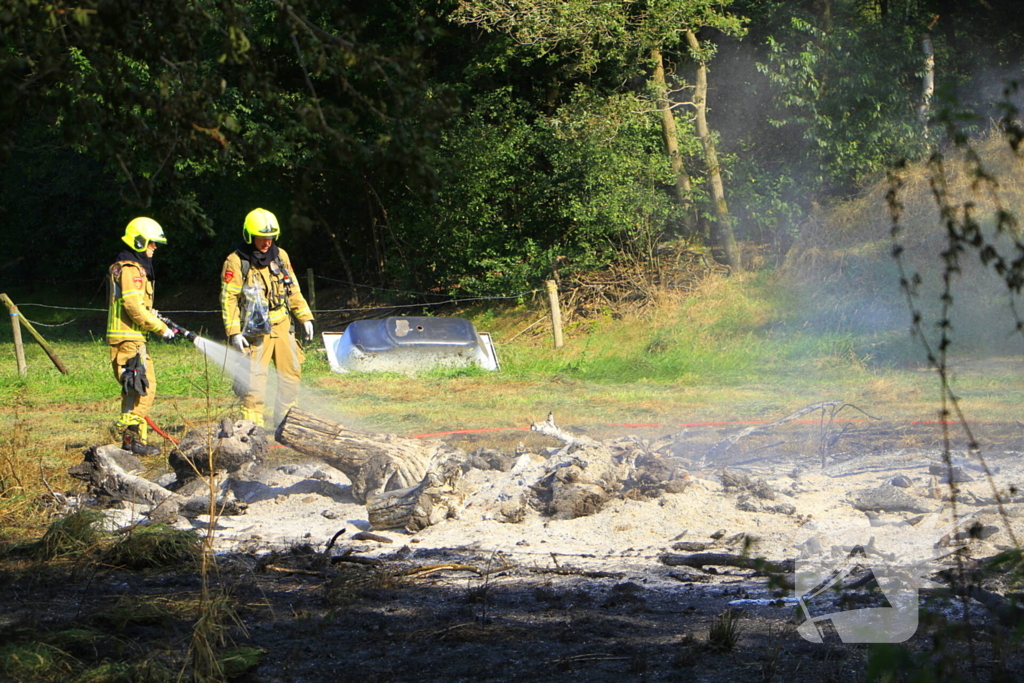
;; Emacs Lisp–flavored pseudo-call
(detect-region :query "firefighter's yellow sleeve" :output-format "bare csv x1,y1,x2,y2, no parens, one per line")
220,253,244,337
119,264,168,334
279,249,314,323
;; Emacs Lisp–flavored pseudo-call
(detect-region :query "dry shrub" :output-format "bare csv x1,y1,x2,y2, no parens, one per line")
31,508,108,560
0,434,26,499
105,524,201,570
790,132,1024,260
779,130,1024,352
707,608,743,653
0,415,54,547
563,244,724,324
187,588,246,683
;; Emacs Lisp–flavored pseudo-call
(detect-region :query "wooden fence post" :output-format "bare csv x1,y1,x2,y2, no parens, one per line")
1,293,27,376
306,268,317,315
545,280,564,349
0,293,69,375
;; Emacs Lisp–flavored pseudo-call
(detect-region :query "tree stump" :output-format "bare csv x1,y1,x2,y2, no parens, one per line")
168,417,267,485
276,407,460,503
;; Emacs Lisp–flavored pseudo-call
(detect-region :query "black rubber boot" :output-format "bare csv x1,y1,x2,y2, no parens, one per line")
121,425,161,456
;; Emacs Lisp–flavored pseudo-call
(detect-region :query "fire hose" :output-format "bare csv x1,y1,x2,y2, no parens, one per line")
146,317,283,449
145,416,179,445
146,315,200,445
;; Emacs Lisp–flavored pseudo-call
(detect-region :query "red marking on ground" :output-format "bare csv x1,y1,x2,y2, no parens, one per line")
411,427,531,439
155,417,999,444
409,417,973,439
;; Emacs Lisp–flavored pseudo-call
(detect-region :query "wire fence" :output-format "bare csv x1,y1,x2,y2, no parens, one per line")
8,275,541,329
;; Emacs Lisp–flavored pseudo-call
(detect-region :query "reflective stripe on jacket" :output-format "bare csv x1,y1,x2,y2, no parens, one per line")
220,247,313,338
107,261,167,344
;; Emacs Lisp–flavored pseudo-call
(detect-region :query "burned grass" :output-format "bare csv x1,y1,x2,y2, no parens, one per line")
3,530,1024,682
3,360,1024,681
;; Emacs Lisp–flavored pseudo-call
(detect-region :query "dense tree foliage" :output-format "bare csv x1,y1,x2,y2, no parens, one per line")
1,0,1021,295
1,0,454,285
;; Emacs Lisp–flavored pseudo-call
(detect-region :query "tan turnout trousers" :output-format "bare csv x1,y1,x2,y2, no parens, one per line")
234,316,305,426
110,340,156,427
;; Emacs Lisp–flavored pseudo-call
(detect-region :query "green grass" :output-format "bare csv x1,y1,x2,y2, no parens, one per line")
2,273,1017,438
0,641,75,680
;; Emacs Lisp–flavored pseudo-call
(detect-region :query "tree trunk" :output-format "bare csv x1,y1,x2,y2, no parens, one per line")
276,407,454,503
325,224,356,288
684,30,741,272
815,0,833,31
651,48,696,232
918,28,936,138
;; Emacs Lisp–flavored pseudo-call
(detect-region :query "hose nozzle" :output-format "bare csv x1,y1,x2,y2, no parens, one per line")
157,315,198,343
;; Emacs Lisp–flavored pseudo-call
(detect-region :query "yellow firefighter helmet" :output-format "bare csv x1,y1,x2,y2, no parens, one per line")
122,217,167,252
243,208,281,243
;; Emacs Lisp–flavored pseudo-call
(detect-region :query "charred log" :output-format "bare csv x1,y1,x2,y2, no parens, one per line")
69,444,246,522
276,407,462,503
71,445,183,508
660,551,794,573
366,462,464,532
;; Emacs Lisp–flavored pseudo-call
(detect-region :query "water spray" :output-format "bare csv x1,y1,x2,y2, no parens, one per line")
156,314,255,393
155,316,356,430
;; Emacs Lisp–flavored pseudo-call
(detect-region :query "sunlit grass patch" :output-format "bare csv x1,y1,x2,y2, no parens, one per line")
217,646,265,680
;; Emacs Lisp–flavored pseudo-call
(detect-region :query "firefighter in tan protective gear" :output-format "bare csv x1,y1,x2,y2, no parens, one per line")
107,217,176,456
220,208,314,428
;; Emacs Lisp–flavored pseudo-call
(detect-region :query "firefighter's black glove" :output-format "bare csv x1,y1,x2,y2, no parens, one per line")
120,353,149,396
